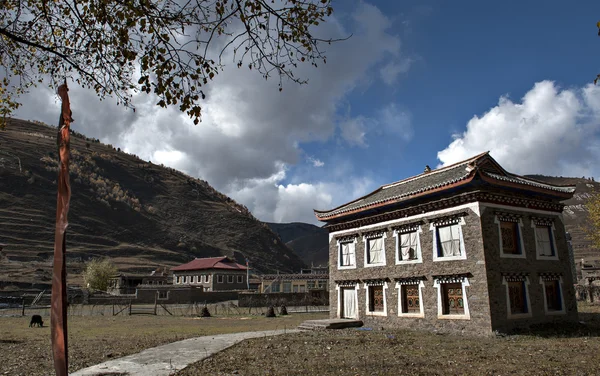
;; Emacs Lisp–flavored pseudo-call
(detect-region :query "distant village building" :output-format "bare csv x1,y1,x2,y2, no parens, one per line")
171,256,248,291
315,152,578,334
108,269,169,295
259,267,328,293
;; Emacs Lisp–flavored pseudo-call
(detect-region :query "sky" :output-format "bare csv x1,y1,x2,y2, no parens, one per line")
13,0,600,226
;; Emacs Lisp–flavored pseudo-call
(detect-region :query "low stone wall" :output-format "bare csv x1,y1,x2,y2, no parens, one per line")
238,291,328,307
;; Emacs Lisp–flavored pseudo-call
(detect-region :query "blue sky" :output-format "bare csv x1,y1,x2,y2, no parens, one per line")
16,0,600,225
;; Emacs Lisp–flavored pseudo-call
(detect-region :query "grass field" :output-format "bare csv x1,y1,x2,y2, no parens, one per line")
0,310,327,376
177,303,600,376
3,304,600,376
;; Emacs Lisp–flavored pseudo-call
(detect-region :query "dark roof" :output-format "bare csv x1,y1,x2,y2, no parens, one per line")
314,152,575,221
171,257,248,271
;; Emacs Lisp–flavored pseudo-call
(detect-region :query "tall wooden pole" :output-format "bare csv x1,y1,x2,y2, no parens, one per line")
51,82,72,376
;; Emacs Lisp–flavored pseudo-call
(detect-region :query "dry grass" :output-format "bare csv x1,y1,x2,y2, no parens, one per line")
0,311,327,376
177,303,600,376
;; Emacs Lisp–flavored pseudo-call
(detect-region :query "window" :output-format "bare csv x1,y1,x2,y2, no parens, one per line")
237,275,243,283
396,280,424,317
176,276,181,284
535,225,556,258
271,282,280,292
217,275,224,283
434,276,470,319
157,291,169,300
307,281,316,289
495,215,525,258
283,282,292,293
369,286,384,312
432,218,467,261
442,283,464,315
541,276,565,314
338,240,356,269
182,276,187,284
365,281,387,316
227,275,234,283
293,285,299,293
204,275,209,283
502,275,531,318
318,280,327,289
364,233,386,266
394,226,422,264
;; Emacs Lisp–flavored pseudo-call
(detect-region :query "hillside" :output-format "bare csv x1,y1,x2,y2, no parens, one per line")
266,222,329,267
0,118,306,287
525,175,600,264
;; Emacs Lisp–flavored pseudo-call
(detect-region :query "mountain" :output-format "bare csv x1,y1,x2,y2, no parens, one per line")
0,118,306,287
524,175,600,264
266,222,329,267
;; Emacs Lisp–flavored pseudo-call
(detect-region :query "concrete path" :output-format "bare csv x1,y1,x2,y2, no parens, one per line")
71,329,300,376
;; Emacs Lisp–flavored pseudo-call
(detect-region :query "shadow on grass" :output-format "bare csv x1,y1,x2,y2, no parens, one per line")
508,311,600,338
0,339,22,344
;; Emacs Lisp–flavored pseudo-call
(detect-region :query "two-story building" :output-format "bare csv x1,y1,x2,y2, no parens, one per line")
314,152,578,335
171,256,248,291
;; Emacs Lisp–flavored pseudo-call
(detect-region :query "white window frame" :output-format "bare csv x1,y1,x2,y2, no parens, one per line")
227,275,234,283
431,218,467,262
364,282,388,317
394,226,423,264
495,216,526,259
540,276,566,315
335,282,359,319
502,276,532,319
157,290,169,300
433,276,470,320
363,233,387,267
217,275,224,283
337,238,357,270
237,275,243,283
533,222,558,261
204,275,209,283
396,280,424,318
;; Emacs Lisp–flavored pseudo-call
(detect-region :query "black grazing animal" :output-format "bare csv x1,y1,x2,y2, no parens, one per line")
29,314,44,327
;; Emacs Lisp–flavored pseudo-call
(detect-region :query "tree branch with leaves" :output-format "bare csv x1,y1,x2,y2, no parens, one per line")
0,0,343,125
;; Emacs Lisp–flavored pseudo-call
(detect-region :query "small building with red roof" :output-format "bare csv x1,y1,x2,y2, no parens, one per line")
315,152,578,334
171,256,248,291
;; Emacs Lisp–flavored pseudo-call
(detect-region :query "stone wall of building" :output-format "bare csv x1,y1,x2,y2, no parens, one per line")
328,204,494,335
479,205,579,332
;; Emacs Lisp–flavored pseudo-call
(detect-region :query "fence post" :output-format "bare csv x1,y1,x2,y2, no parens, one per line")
22,297,25,316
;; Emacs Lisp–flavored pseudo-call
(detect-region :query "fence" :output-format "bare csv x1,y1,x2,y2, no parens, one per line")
576,284,600,303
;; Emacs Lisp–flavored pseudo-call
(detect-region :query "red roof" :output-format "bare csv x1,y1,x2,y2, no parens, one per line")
171,256,247,271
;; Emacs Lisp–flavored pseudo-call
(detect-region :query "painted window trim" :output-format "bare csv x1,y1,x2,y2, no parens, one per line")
157,291,169,300
394,226,423,265
364,282,388,317
227,275,234,283
502,276,532,319
204,275,209,283
237,275,243,283
533,222,559,261
337,238,358,270
431,217,467,262
335,283,360,319
433,277,471,320
495,216,526,259
217,275,224,283
363,233,388,268
540,276,566,315
396,280,425,318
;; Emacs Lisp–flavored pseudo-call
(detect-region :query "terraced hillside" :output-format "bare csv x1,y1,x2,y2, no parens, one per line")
0,118,305,287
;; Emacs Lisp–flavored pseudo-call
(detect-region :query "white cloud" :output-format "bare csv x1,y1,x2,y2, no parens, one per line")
380,58,413,85
437,80,600,178
13,2,405,224
307,157,325,167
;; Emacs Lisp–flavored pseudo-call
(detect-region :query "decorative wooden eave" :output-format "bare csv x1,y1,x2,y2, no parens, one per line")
479,171,575,199
361,229,387,239
390,220,425,233
324,191,566,233
334,279,361,287
428,211,469,226
539,272,563,281
432,273,472,283
393,276,427,284
495,211,523,223
362,278,390,286
530,216,556,226
500,272,530,282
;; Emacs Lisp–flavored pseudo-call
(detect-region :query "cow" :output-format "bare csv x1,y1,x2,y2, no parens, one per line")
29,315,44,328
